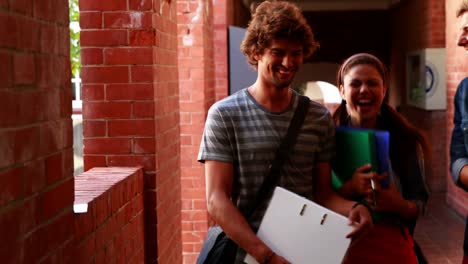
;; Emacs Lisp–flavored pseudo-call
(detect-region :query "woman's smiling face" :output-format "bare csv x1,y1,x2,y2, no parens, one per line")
340,64,387,128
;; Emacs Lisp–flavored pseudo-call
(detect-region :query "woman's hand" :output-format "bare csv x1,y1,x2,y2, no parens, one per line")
365,180,419,221
349,164,375,197
367,183,405,213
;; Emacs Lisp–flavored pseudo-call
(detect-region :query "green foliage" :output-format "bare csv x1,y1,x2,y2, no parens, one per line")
69,0,80,78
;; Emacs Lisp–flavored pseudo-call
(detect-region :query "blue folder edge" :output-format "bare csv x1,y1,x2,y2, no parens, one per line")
374,130,390,188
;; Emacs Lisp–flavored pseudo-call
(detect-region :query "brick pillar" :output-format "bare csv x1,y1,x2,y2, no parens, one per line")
79,0,182,263
0,0,75,263
213,0,232,101
177,0,217,263
445,0,468,217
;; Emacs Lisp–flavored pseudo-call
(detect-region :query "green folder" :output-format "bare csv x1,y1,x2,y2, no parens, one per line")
331,127,379,190
331,126,390,222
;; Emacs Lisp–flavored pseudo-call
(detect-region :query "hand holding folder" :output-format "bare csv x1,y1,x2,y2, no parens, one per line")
244,187,353,264
331,127,391,222
331,126,390,191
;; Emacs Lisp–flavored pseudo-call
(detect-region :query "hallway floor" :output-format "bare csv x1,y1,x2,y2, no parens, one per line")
414,193,466,264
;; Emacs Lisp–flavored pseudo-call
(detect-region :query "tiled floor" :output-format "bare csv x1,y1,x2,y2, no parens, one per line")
414,193,466,264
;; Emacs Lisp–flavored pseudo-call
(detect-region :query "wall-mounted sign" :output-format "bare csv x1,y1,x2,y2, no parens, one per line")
406,48,446,110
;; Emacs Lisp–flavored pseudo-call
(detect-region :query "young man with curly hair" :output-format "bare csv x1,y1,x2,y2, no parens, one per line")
198,1,372,263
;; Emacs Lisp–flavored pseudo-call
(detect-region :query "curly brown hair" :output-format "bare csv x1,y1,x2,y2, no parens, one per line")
240,1,319,69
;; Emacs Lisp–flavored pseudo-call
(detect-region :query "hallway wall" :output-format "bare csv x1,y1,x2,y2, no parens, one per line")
304,10,391,65
177,0,216,262
389,0,447,194
79,0,183,263
176,1,254,262
0,0,75,262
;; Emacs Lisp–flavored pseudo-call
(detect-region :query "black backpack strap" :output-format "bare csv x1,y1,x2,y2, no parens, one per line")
246,95,310,219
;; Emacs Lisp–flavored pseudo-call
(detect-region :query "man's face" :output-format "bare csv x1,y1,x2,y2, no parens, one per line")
457,12,468,51
256,39,304,89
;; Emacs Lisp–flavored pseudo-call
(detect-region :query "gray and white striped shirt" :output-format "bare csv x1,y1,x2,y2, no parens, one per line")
198,88,335,230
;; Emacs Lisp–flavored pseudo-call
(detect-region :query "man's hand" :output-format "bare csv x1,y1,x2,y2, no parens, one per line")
268,253,291,264
346,203,373,239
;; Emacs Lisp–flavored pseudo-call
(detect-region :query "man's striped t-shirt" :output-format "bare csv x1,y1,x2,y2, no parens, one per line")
198,88,336,230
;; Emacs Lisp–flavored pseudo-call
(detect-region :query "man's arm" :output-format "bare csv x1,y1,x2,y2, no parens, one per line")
450,79,468,191
205,160,288,263
457,167,468,189
313,162,373,238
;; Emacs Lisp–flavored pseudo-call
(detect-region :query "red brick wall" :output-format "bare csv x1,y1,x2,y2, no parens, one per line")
390,0,447,193
177,0,216,262
445,0,468,217
79,0,182,263
152,1,183,263
213,0,231,101
74,167,145,264
0,1,75,263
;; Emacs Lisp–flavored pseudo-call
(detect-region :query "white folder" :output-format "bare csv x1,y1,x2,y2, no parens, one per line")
244,187,352,264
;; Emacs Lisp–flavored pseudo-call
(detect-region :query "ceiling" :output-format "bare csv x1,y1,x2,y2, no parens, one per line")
242,0,403,11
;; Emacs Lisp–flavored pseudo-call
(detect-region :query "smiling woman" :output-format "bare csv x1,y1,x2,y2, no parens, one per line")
340,63,386,128
332,53,430,264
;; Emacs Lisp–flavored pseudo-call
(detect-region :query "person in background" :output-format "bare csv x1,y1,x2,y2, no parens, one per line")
450,1,468,262
197,1,373,263
333,53,429,264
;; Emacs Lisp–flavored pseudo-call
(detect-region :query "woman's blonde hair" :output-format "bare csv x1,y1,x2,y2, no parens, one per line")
457,0,468,17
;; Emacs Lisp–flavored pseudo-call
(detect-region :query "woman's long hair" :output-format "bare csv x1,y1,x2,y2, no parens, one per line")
333,53,429,162
332,53,430,216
